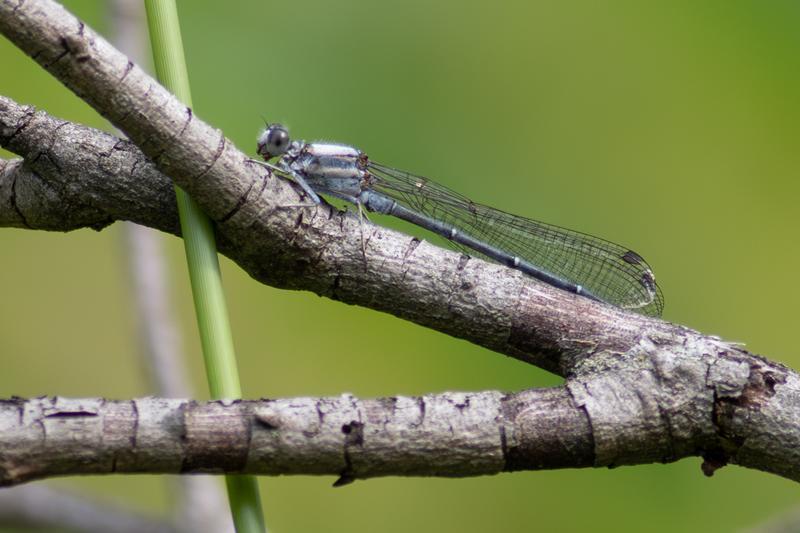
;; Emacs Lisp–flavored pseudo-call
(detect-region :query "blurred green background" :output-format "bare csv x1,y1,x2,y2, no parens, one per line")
2,0,799,531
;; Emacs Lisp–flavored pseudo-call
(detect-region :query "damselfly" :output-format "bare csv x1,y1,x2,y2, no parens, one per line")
255,124,663,316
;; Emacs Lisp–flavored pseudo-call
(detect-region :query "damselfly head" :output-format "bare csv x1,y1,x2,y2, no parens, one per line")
257,123,291,159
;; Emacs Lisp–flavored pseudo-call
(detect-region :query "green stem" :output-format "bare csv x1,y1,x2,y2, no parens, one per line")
143,1,265,531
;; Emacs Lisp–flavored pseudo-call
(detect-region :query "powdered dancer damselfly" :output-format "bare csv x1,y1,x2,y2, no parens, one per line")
255,124,664,316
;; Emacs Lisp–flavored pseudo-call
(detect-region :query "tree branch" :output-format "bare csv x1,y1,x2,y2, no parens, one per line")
1,358,799,487
0,392,628,486
0,98,179,232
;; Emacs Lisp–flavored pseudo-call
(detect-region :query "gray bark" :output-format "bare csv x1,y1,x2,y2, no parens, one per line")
0,359,798,486
0,392,664,486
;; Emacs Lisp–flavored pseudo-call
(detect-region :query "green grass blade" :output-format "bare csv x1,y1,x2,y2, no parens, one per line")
143,1,266,530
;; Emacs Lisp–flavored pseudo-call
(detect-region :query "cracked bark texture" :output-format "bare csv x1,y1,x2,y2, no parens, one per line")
1,0,799,487
1,358,799,486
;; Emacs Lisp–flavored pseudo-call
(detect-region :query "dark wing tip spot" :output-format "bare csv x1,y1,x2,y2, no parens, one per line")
622,250,644,265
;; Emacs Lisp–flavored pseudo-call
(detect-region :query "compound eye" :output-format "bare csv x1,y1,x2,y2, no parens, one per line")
257,124,290,159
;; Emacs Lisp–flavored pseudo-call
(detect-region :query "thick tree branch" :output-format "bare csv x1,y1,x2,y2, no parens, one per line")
1,372,799,487
0,100,179,232
0,392,630,486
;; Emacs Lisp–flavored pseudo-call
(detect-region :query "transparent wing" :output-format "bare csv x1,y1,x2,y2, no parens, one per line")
367,162,664,316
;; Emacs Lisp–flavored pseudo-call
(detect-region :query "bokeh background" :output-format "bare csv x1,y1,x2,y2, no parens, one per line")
2,0,799,531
